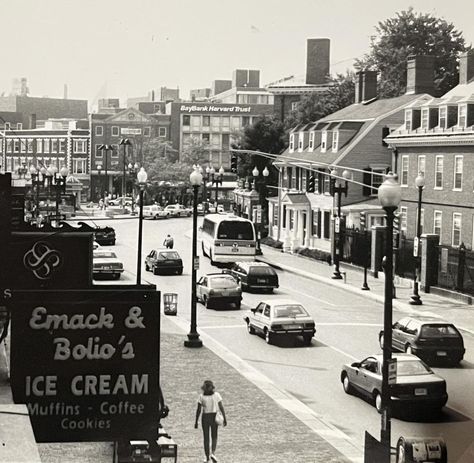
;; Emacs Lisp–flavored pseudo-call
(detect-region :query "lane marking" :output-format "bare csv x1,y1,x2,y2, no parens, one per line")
317,322,382,327
201,324,247,329
318,341,359,362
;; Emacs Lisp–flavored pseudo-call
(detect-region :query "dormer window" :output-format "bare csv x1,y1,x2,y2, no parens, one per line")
421,108,429,129
439,107,447,129
321,131,327,153
289,133,295,152
308,132,315,151
331,131,339,152
458,104,467,128
404,110,412,130
298,132,304,151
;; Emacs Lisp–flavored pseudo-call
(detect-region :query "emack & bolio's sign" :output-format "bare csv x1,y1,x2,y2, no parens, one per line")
10,288,160,442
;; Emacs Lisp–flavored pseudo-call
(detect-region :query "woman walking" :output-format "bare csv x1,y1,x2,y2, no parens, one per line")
195,380,227,463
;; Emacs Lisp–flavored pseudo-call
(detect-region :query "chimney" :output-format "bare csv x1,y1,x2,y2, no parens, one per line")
63,84,68,99
459,50,474,85
355,71,377,103
306,38,330,85
406,56,435,95
29,114,36,129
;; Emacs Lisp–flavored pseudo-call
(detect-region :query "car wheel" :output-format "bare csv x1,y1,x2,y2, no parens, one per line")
397,444,406,463
114,274,121,280
145,263,150,272
235,301,241,310
153,266,159,275
210,252,216,266
303,334,313,346
246,321,255,334
379,334,384,350
203,296,209,309
374,391,382,412
177,269,183,275
201,242,208,257
405,344,413,355
342,374,353,394
265,330,273,345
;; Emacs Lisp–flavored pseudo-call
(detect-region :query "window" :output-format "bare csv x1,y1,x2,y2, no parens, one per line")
111,144,119,157
242,116,250,127
5,122,10,130
309,132,315,151
458,104,467,128
435,156,443,189
454,156,463,190
417,155,425,176
17,123,22,130
143,127,151,136
203,116,210,127
289,134,295,152
74,140,87,153
112,126,119,136
72,159,87,174
222,117,230,130
27,139,33,153
95,126,103,136
191,116,200,130
95,144,103,157
321,131,327,152
421,108,429,129
439,107,447,128
6,157,12,170
291,168,297,189
371,168,386,196
331,131,338,152
202,133,210,144
298,133,304,151
6,140,12,153
400,207,407,233
158,127,167,137
51,139,58,153
289,210,294,230
433,211,442,236
211,134,220,148
183,115,190,126
291,101,299,111
14,140,20,153
404,110,412,131
272,205,279,227
452,213,462,247
59,139,66,153
44,139,50,154
221,133,230,150
20,139,26,153
401,155,409,186
36,139,42,153
211,117,220,130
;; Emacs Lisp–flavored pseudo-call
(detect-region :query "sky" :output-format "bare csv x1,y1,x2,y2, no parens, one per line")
1,0,473,108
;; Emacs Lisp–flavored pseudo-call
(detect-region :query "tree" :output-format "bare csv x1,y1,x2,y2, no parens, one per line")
285,72,355,128
356,8,470,98
180,136,211,167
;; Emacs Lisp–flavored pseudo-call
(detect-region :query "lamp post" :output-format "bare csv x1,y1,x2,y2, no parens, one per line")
331,168,351,279
209,166,224,211
410,172,425,305
128,162,139,214
47,165,69,218
252,166,270,254
377,172,401,458
97,144,114,197
120,138,131,205
97,164,103,200
136,167,148,285
185,166,203,348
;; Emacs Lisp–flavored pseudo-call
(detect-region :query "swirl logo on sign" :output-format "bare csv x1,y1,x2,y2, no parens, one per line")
23,241,62,280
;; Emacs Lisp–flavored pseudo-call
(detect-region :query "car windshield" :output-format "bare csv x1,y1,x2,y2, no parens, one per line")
158,251,180,260
249,266,275,276
217,221,254,240
274,304,309,318
396,360,431,376
210,276,236,288
94,251,117,259
420,324,459,338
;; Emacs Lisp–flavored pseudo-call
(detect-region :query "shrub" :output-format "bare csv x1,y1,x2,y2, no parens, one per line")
261,236,283,249
295,247,332,264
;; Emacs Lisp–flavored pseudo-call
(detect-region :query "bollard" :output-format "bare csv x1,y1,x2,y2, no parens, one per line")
396,436,447,463
341,272,347,283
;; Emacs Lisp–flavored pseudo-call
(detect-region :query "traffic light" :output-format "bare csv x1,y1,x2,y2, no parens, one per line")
307,175,315,193
230,154,238,173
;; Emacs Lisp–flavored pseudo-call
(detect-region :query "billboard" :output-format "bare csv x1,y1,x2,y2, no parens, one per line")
10,288,160,442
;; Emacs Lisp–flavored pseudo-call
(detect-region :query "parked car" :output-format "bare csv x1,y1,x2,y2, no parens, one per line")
108,196,132,206
379,316,465,365
196,273,242,309
92,240,102,250
228,262,279,292
164,204,191,217
244,299,315,345
197,203,204,215
340,353,448,413
93,249,124,279
93,225,116,245
145,249,183,275
207,204,224,213
143,205,169,220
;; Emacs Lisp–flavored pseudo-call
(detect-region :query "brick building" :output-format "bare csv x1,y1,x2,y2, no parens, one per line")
386,50,474,249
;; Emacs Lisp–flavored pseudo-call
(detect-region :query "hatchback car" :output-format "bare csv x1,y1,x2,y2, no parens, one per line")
145,249,183,275
341,353,448,413
244,299,316,345
379,316,465,365
228,262,279,292
143,205,169,220
164,204,191,217
196,273,242,309
93,250,124,279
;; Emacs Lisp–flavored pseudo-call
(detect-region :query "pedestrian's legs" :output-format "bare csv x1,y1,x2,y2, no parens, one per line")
211,418,218,454
202,414,212,460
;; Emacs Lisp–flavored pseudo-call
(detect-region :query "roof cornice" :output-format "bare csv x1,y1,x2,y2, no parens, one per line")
387,134,474,147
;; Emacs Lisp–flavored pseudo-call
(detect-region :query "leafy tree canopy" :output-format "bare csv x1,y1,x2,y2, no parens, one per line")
356,8,470,97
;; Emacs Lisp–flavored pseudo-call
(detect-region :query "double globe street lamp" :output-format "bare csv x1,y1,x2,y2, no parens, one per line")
410,172,425,305
252,166,270,254
209,166,224,211
136,167,148,285
377,172,401,459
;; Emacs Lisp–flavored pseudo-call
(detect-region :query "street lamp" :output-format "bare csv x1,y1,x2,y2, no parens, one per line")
128,162,139,214
136,167,148,285
252,166,270,254
120,138,132,205
30,165,46,220
97,144,114,197
97,164,103,200
410,172,425,305
377,172,401,458
209,166,224,211
185,166,203,348
331,168,351,279
48,165,69,219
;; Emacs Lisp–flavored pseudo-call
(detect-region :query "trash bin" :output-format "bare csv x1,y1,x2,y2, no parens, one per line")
163,293,178,316
396,436,447,463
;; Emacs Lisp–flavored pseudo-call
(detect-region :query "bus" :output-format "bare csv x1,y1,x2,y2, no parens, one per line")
201,214,256,264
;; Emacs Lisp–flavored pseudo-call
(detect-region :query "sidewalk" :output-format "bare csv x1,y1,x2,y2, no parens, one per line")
257,245,474,335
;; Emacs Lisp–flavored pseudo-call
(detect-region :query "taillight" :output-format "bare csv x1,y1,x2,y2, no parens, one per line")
271,324,283,330
305,323,315,329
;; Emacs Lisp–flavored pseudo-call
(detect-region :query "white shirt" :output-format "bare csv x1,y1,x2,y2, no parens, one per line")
198,392,222,414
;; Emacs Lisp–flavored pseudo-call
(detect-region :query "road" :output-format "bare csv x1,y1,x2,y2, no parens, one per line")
90,217,474,462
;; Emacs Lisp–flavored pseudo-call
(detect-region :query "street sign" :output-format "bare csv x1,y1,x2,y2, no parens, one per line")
193,257,200,270
413,237,419,257
388,358,397,385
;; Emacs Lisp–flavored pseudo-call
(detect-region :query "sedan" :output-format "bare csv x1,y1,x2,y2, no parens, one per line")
341,353,448,413
379,316,465,365
164,204,191,217
93,250,124,279
108,196,132,207
228,262,279,292
244,299,316,345
196,273,242,309
143,205,169,220
145,249,183,275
